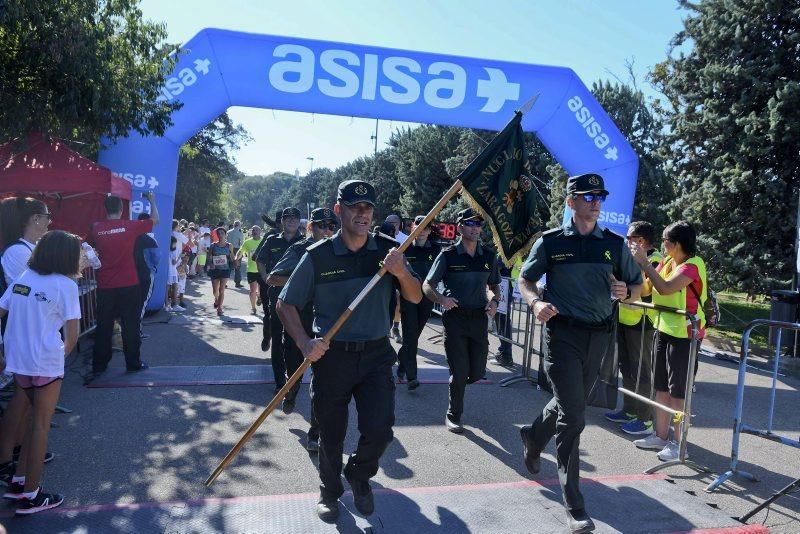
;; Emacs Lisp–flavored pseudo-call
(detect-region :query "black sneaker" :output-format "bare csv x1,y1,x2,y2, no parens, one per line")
345,473,374,516
15,489,64,515
520,425,541,474
407,379,420,391
3,481,24,500
260,338,270,352
126,361,149,373
282,397,296,414
566,508,595,533
489,356,514,367
316,498,339,522
306,438,319,453
445,414,463,433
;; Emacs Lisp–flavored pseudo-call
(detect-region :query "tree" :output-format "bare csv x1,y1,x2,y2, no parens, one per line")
651,0,800,294
393,125,462,217
0,0,178,148
227,172,295,227
174,113,250,223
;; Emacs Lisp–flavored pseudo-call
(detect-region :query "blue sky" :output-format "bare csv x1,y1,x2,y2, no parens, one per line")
139,0,688,176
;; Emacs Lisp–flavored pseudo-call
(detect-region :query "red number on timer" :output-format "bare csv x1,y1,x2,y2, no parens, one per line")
438,223,456,240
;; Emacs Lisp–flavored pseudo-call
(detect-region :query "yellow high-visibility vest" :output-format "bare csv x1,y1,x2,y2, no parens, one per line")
650,255,707,339
619,249,663,326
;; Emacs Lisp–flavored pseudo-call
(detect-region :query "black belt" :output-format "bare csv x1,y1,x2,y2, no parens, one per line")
329,337,389,352
444,307,487,318
551,315,612,331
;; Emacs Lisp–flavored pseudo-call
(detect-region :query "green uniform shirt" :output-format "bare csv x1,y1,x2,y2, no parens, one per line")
239,237,263,273
271,237,315,277
255,231,303,272
426,240,501,310
404,240,440,281
279,232,402,341
520,219,642,324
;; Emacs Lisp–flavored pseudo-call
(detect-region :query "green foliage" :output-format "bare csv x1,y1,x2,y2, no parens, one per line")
174,113,250,223
0,0,178,147
227,172,295,228
651,0,800,295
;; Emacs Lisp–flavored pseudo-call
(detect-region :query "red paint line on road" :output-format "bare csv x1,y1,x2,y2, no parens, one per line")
50,472,667,515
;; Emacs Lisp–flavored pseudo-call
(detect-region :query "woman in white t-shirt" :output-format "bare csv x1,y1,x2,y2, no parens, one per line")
0,197,52,288
0,230,82,514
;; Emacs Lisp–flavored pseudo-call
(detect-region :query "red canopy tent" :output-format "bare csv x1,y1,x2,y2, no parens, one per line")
0,133,131,239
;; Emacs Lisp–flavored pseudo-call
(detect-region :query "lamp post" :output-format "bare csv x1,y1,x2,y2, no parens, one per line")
306,156,314,174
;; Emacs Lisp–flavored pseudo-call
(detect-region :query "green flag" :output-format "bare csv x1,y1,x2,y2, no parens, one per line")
458,111,542,266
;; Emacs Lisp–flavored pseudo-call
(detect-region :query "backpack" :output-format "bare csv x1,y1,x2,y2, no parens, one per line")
689,282,720,328
0,240,33,296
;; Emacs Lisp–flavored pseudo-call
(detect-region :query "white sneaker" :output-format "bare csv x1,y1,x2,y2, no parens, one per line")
634,434,669,450
172,305,186,312
657,440,688,461
164,305,173,312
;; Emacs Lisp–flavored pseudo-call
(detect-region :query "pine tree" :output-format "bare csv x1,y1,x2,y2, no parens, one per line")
651,0,800,294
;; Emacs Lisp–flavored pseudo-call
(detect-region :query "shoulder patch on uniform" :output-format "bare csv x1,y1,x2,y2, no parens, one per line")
306,237,331,251
603,228,625,241
12,284,30,296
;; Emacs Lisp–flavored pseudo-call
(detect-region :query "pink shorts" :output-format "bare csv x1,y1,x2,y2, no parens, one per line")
14,374,63,389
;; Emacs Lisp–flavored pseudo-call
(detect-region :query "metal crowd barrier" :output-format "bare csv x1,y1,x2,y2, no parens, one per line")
617,301,713,476
706,319,800,517
77,266,98,338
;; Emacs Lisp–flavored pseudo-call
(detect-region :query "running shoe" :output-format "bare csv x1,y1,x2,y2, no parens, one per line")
15,489,64,515
657,440,688,461
172,305,186,312
633,434,669,450
604,409,635,423
620,419,654,436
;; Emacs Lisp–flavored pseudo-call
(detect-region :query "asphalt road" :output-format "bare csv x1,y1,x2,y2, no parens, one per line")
1,275,798,532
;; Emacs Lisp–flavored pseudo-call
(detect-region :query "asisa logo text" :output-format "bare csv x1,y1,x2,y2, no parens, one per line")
157,58,212,102
599,210,630,226
567,96,619,161
267,44,520,113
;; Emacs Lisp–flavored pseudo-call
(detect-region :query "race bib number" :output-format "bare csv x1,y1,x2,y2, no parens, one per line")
212,255,228,267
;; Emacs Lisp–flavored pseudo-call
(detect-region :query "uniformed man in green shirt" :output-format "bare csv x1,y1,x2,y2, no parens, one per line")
397,215,440,390
256,207,303,389
518,173,643,534
277,180,421,522
423,208,502,433
268,207,338,450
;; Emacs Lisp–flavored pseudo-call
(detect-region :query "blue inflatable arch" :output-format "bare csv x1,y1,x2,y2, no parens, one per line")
99,29,638,310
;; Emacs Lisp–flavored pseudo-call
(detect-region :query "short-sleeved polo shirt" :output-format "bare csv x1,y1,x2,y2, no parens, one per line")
255,232,303,272
271,237,314,277
520,218,642,323
404,240,440,281
279,232,399,341
426,240,501,310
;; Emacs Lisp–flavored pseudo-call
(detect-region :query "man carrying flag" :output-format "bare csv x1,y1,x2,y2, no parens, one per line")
517,173,643,533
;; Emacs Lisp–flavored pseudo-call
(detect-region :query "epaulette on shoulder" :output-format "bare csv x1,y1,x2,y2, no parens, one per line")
541,227,563,239
306,237,331,251
603,228,625,241
374,231,399,246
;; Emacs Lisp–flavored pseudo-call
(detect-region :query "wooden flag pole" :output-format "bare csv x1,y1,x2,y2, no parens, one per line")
205,95,539,487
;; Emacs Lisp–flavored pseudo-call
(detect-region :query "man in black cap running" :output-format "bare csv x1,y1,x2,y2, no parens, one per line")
518,173,642,533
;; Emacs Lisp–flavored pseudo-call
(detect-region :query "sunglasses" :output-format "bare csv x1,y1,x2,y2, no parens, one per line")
627,235,645,240
574,193,607,203
314,222,338,231
461,219,484,227
37,212,53,220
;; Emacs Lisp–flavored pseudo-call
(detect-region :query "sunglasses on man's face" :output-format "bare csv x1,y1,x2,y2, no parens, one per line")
461,219,484,228
37,212,52,220
574,193,607,203
314,222,338,231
